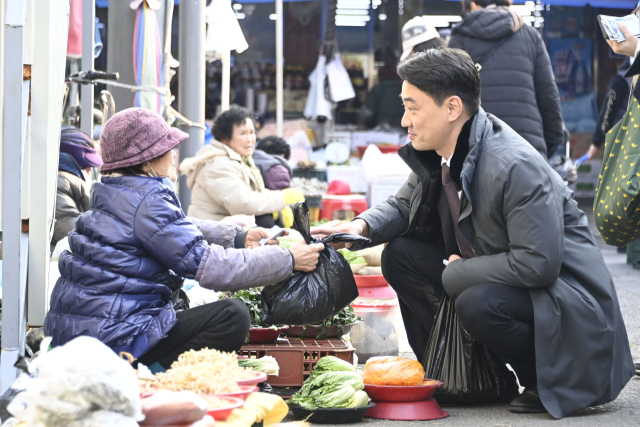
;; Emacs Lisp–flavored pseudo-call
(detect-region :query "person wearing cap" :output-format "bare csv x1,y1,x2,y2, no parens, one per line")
51,129,103,252
44,108,323,371
448,0,563,159
400,17,445,62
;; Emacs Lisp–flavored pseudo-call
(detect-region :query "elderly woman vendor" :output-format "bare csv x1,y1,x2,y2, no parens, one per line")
44,108,323,372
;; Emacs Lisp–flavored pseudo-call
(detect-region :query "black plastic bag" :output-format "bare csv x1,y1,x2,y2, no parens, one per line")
261,203,370,325
422,294,518,403
171,288,190,312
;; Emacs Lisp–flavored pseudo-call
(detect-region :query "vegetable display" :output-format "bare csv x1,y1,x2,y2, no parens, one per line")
363,356,425,386
288,356,370,410
237,356,280,376
339,246,385,275
220,288,264,327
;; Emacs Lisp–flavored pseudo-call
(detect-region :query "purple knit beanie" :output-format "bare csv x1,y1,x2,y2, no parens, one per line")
60,129,103,168
99,108,188,172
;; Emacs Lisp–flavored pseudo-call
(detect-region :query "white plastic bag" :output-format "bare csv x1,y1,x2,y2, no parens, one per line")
326,54,356,102
8,336,143,427
304,55,333,120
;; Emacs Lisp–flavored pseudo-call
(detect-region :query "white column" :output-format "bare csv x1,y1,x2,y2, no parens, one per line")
1,0,28,392
80,0,95,136
276,0,284,137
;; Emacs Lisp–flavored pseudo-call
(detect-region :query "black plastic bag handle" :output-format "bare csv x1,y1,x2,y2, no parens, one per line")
291,202,372,246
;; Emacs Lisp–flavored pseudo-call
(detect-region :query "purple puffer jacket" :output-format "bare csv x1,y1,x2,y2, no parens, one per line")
44,175,293,358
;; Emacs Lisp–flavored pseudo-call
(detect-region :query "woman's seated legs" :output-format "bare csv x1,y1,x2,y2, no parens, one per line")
138,298,250,369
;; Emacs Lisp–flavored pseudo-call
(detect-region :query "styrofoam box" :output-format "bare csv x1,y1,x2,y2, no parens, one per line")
368,181,407,207
326,165,368,193
352,131,403,148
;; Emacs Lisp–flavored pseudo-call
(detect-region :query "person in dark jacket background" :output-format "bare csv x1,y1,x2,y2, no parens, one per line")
448,0,564,159
254,136,292,191
588,58,633,159
51,129,103,252
45,108,324,374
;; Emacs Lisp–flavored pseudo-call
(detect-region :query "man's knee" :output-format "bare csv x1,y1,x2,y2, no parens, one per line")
381,237,415,280
455,285,498,337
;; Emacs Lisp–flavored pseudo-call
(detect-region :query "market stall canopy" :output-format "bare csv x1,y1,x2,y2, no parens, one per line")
441,0,636,7
133,0,164,113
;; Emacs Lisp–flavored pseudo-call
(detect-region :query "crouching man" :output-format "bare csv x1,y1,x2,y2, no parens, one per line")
312,48,634,418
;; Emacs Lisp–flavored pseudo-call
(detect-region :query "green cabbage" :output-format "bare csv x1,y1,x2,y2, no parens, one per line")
312,385,355,408
347,390,370,408
309,371,364,390
338,249,366,265
237,356,279,376
311,356,356,374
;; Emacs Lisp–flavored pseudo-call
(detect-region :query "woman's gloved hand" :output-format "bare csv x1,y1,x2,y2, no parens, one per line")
289,241,324,272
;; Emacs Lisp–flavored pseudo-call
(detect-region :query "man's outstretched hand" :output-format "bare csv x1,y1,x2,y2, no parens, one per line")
310,219,370,249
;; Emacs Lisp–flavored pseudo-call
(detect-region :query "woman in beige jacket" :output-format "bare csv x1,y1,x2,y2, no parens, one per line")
180,107,286,225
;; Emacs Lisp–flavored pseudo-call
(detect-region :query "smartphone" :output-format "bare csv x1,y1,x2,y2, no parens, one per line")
260,228,286,246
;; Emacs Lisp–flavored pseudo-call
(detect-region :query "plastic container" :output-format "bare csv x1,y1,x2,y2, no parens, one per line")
214,386,258,402
357,145,400,157
289,403,376,424
247,327,289,344
365,399,448,421
364,380,443,402
350,302,400,362
238,337,355,387
293,168,327,181
236,371,267,387
286,323,356,338
206,396,245,421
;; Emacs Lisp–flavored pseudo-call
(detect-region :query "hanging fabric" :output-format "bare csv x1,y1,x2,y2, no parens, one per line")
205,0,249,61
132,0,164,113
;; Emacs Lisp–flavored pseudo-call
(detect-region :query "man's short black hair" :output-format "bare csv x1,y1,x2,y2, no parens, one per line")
397,47,481,115
256,136,291,160
212,107,254,142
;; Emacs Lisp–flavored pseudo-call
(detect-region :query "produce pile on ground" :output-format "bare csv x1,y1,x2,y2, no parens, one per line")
297,305,361,339
288,356,370,410
363,356,426,386
291,177,328,197
339,245,384,275
139,348,256,396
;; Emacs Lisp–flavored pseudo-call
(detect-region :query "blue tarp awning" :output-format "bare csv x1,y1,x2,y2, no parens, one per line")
445,0,637,7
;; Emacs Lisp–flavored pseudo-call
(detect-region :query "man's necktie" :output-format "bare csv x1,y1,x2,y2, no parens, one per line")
441,164,475,259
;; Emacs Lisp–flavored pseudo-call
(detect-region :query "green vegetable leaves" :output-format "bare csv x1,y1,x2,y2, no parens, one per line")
237,356,280,376
288,356,369,409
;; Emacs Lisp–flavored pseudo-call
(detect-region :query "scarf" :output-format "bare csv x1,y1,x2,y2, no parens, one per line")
243,155,265,193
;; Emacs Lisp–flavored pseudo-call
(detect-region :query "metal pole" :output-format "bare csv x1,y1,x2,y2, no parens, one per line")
276,0,284,137
178,0,206,209
2,0,28,391
81,0,94,136
221,51,231,112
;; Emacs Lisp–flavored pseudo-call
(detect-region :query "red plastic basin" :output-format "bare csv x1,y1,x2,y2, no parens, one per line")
206,396,245,421
364,380,444,402
354,275,388,288
247,326,289,344
214,385,258,402
357,285,397,298
236,371,267,387
365,399,448,421
357,145,401,157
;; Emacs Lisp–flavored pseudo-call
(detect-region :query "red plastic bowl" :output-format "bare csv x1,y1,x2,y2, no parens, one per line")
357,145,401,157
248,326,289,344
365,399,448,421
206,396,245,421
354,275,388,288
214,385,258,402
364,380,444,402
236,371,268,387
357,285,397,298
